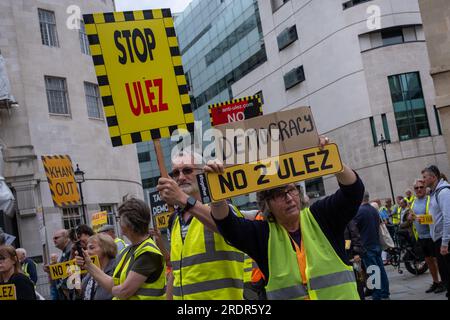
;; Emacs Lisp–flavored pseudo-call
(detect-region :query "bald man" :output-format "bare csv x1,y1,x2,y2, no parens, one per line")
16,248,38,285
50,229,73,300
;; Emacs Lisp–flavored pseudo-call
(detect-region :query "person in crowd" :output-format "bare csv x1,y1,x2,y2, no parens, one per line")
16,248,37,285
200,137,364,300
98,224,127,253
378,201,390,224
408,178,445,293
0,245,36,300
76,198,165,300
70,224,95,259
405,188,415,206
43,229,73,300
390,196,404,225
48,253,59,300
422,165,450,299
399,198,410,224
344,218,365,300
354,191,390,300
157,149,245,300
80,233,117,300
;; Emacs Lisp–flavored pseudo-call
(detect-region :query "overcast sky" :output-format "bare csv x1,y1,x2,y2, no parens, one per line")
115,0,193,14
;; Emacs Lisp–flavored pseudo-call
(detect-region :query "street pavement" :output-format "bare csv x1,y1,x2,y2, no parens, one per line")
383,264,447,300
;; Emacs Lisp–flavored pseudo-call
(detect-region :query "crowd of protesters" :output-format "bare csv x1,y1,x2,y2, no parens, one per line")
1,138,449,301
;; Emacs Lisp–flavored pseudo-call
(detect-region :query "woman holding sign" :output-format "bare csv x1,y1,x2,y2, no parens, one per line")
76,198,166,300
203,137,365,300
0,245,36,300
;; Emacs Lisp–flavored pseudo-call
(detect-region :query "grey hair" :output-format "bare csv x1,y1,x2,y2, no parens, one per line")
16,248,26,257
173,146,204,166
413,178,424,186
363,191,370,202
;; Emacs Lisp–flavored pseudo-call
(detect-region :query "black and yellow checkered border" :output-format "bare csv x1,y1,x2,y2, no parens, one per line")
208,95,263,127
41,155,80,207
82,9,194,147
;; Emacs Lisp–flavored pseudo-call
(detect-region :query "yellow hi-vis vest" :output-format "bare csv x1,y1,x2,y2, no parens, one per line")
112,237,166,300
243,255,253,283
171,216,245,300
392,206,401,225
266,208,359,300
410,196,431,241
405,196,415,206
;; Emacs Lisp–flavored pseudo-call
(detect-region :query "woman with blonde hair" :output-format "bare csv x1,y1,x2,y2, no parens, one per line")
0,245,36,300
81,233,117,300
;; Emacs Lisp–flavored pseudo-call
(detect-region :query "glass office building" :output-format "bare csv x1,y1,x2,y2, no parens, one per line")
138,0,266,206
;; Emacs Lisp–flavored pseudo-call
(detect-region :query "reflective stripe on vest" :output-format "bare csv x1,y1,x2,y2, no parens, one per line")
266,207,359,300
411,196,431,241
392,206,401,224
112,237,166,300
171,213,244,300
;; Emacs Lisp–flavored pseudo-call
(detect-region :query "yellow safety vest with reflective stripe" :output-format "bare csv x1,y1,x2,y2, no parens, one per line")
114,237,127,253
243,255,253,283
410,196,430,241
266,207,359,300
392,206,401,225
22,260,37,286
405,196,415,206
171,215,245,300
112,237,166,300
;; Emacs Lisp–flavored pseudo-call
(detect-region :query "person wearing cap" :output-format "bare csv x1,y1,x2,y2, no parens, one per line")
202,137,365,300
98,224,127,253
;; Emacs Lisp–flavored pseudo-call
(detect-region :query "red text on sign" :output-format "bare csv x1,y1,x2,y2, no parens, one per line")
125,78,168,116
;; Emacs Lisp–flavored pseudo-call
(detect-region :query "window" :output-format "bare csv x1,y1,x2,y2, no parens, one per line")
38,9,59,47
84,82,102,118
381,28,404,46
277,25,298,51
138,151,151,163
142,177,160,189
306,177,325,199
369,116,378,146
342,0,373,10
45,76,70,115
284,66,305,90
100,204,117,227
381,113,390,141
434,105,442,135
62,207,82,230
271,0,289,12
79,20,90,55
388,72,430,141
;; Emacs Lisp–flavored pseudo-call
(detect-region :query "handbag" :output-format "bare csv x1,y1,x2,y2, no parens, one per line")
379,222,395,250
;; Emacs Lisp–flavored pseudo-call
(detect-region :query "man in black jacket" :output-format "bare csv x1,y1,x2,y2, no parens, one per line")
345,219,364,299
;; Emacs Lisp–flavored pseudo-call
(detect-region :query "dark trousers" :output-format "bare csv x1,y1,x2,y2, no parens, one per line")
434,238,450,298
362,245,390,300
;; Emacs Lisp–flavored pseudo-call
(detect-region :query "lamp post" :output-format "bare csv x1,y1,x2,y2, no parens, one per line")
378,134,395,202
74,164,87,224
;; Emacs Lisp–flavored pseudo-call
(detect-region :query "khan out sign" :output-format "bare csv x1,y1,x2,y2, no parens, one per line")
41,155,80,207
83,9,194,147
208,95,263,126
201,144,343,202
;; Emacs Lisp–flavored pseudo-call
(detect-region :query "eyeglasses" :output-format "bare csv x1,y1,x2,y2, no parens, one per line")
414,186,425,190
171,167,202,179
269,187,300,201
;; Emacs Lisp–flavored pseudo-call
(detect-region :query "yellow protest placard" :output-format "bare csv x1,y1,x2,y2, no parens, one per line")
155,211,173,229
419,214,434,225
0,284,16,300
41,155,80,207
205,144,343,202
49,255,100,280
83,9,194,147
91,211,108,232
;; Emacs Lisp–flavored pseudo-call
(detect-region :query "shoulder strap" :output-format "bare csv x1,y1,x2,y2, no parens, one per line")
435,186,450,207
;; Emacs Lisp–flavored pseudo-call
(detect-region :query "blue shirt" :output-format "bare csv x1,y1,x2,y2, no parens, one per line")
354,203,380,249
411,197,431,239
379,208,389,221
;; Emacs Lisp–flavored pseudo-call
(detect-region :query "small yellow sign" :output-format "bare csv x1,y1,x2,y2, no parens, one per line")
92,211,108,232
419,214,434,225
205,144,343,202
41,155,80,207
83,9,194,147
0,284,16,300
49,255,100,280
155,211,173,229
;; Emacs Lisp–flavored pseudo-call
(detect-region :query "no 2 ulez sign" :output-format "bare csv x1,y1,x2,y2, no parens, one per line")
41,155,80,207
204,144,343,202
83,9,194,147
